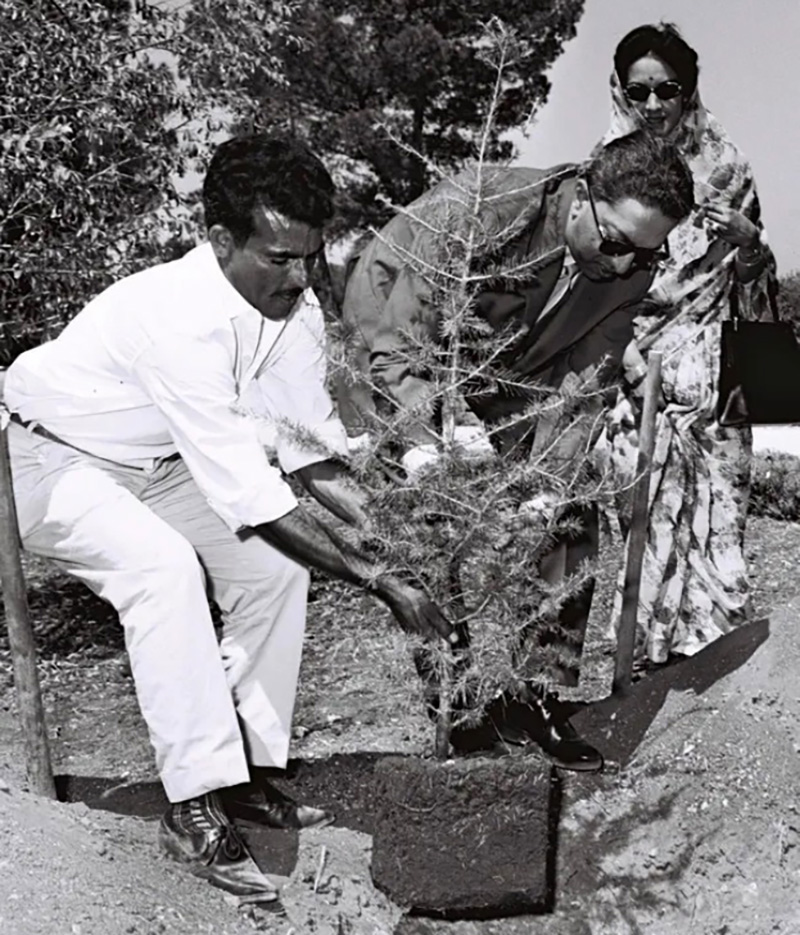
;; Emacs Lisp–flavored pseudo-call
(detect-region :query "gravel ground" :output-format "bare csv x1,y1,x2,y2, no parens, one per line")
0,512,799,934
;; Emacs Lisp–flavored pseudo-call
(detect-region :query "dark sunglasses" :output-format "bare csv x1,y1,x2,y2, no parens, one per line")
624,80,682,103
586,183,669,268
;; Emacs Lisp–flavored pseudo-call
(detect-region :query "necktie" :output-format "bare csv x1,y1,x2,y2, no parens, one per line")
537,258,578,325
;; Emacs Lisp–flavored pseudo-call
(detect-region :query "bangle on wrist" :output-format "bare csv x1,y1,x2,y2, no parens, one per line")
738,234,763,263
626,365,647,387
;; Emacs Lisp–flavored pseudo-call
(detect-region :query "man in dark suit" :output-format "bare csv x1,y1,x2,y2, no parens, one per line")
340,131,694,770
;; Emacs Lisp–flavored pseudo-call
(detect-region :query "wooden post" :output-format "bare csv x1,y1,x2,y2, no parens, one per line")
613,352,663,695
0,420,56,797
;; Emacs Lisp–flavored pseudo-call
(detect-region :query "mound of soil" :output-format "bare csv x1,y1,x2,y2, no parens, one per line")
0,781,263,935
0,773,404,935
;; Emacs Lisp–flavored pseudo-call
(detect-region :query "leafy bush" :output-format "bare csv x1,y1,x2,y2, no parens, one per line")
749,450,800,520
0,0,195,364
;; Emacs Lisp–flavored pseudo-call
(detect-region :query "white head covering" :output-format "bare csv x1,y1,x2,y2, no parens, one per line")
599,66,771,333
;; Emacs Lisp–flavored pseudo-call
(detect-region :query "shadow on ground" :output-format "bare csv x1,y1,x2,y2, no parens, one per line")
0,577,123,659
56,752,387,877
571,617,769,767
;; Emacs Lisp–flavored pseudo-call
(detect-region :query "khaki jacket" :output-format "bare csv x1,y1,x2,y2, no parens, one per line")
342,165,654,447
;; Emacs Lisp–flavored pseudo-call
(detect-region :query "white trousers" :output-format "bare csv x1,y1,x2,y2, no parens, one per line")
8,422,309,802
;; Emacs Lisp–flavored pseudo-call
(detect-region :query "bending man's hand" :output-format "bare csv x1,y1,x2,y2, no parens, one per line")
453,424,494,458
401,444,441,482
401,426,495,483
517,491,561,525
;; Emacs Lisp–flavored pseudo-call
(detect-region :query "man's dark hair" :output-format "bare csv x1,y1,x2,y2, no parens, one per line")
614,22,699,100
202,135,335,244
586,130,694,221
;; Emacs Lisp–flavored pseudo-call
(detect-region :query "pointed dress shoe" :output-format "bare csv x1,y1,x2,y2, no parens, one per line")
158,791,279,900
502,690,604,772
221,777,334,830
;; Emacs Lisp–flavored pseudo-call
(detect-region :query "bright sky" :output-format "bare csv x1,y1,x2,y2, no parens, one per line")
510,0,800,274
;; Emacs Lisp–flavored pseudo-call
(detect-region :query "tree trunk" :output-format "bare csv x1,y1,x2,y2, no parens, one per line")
409,102,427,201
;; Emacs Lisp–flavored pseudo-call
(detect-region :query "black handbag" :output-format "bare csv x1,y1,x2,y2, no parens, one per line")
717,283,800,426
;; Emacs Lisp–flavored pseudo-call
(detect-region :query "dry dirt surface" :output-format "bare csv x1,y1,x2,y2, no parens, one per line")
1,515,800,934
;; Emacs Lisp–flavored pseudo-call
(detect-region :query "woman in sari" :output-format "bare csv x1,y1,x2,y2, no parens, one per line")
596,23,777,664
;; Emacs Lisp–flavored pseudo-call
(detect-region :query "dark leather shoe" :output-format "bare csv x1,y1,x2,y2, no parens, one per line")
158,792,279,900
449,718,509,755
502,690,604,772
221,778,334,830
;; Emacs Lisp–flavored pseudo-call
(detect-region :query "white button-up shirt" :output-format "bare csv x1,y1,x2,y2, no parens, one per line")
4,243,348,532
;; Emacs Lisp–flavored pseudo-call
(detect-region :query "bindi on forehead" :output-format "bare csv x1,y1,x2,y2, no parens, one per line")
628,54,678,84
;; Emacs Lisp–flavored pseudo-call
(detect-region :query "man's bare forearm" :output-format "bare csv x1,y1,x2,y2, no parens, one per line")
256,505,455,643
295,460,371,528
256,505,384,593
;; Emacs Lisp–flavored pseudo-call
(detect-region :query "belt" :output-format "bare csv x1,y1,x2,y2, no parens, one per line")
9,412,72,447
8,413,182,466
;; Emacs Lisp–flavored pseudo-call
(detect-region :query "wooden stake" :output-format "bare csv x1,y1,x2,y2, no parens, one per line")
0,421,56,797
613,352,663,695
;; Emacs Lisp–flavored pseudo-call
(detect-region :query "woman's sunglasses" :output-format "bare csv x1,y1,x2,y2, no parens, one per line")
586,183,669,268
624,80,682,103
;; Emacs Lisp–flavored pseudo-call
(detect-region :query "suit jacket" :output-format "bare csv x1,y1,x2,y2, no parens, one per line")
342,164,654,447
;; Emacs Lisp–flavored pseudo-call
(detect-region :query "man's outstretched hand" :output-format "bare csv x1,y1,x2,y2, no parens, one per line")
379,579,457,644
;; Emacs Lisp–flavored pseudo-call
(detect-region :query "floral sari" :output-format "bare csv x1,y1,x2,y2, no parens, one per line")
595,73,777,663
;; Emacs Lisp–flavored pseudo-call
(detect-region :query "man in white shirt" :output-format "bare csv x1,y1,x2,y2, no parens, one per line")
4,135,453,902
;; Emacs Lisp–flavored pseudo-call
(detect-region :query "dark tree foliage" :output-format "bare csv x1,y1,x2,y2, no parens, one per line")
0,0,191,362
180,0,584,232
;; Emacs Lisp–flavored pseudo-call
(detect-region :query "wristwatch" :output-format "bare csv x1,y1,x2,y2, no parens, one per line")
737,230,765,266
626,363,648,388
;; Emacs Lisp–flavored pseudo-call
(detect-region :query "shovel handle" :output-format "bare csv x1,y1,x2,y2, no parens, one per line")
613,353,662,695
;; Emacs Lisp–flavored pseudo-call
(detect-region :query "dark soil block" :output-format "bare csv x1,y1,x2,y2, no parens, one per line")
371,755,554,919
